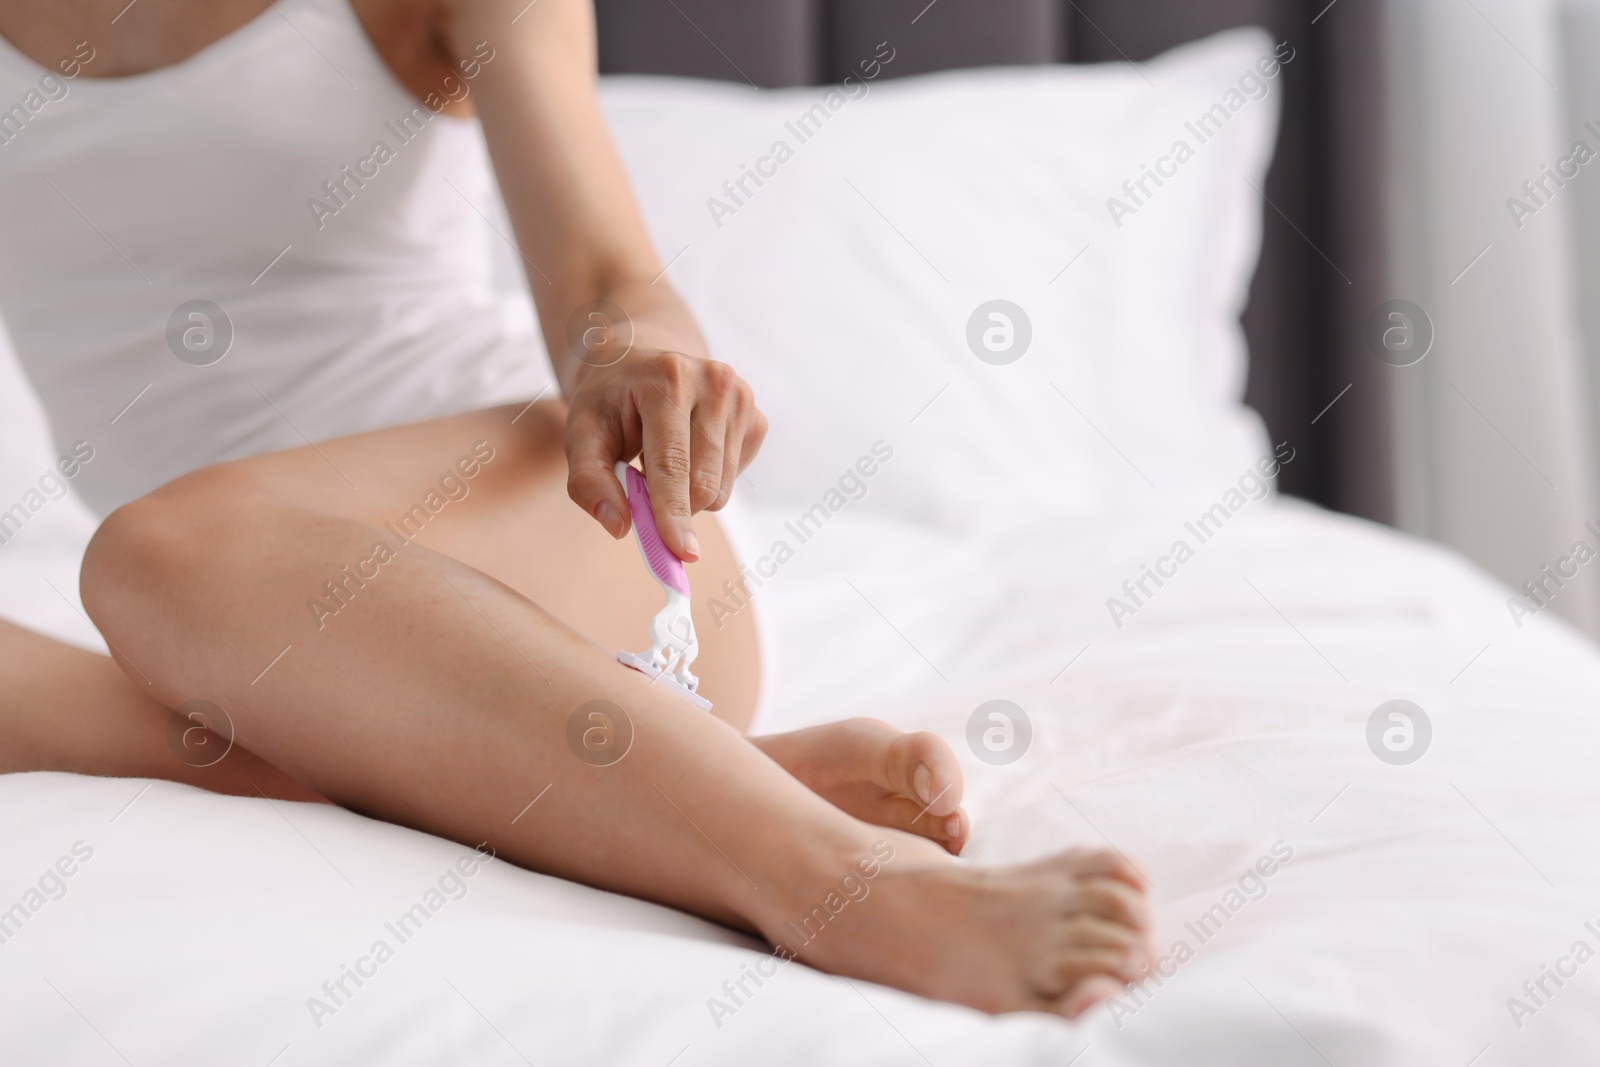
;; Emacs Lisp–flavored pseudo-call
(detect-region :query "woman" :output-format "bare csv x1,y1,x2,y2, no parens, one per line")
0,0,1152,1018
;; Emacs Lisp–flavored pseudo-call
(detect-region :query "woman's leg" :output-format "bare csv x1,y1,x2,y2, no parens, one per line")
145,398,970,847
0,618,321,802
162,399,764,728
79,400,1153,1015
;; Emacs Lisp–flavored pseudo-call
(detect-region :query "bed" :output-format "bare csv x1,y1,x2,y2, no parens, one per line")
2,6,1598,1066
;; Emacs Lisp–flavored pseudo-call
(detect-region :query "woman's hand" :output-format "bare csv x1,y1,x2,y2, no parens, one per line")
563,345,767,562
440,0,765,560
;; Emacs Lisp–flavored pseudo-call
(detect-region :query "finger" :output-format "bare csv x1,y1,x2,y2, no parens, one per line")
710,381,752,512
739,400,768,476
688,362,735,514
564,403,630,539
708,425,742,512
640,356,699,560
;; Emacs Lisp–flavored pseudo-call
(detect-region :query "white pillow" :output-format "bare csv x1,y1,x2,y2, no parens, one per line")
0,313,103,649
599,28,1282,529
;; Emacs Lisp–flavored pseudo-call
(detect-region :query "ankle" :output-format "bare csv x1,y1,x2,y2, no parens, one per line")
747,829,943,951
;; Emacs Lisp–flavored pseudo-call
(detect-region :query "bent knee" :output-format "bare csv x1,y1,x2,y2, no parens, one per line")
82,492,183,630
81,471,258,630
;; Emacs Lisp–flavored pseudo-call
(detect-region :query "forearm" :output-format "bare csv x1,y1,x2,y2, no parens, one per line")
559,276,710,389
441,0,764,558
445,0,706,394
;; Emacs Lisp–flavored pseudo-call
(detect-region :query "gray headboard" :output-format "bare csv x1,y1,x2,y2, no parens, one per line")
593,0,1380,515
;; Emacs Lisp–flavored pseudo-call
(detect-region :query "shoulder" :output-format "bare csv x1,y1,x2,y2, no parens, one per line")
431,0,594,49
353,0,510,116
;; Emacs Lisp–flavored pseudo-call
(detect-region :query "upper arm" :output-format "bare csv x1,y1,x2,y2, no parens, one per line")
436,0,660,294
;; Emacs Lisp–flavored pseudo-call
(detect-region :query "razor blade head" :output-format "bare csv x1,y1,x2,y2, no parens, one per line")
616,650,713,712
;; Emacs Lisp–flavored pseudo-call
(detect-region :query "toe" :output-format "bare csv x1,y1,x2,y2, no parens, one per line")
940,808,969,854
887,794,969,855
837,786,969,854
1044,946,1145,998
1058,974,1126,1019
1058,846,1151,891
1057,915,1149,960
1067,876,1153,932
883,729,964,818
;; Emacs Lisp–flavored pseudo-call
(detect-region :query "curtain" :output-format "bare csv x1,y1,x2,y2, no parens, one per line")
1382,0,1600,635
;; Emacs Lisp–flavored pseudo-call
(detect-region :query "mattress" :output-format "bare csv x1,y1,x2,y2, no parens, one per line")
5,495,1597,1065
3,28,1595,1065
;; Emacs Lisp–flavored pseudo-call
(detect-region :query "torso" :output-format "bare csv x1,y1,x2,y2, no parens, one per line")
0,0,471,115
0,0,552,515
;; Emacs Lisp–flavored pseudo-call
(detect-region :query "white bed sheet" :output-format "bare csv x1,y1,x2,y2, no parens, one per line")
4,496,1597,1065
5,22,1594,1064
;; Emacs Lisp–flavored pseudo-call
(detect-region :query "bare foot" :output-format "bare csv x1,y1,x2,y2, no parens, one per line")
752,718,968,853
761,842,1156,1019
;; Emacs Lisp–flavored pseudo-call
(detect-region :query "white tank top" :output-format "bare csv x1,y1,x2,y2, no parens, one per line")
0,0,552,515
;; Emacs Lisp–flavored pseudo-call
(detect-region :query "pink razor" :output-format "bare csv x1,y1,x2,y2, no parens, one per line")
614,461,711,711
